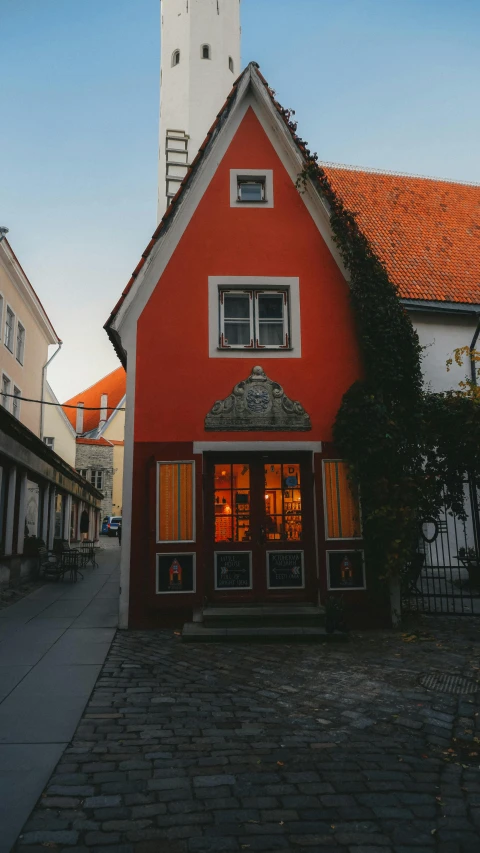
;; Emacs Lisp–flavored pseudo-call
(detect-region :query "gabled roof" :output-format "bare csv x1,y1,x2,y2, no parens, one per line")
63,366,126,434
0,239,61,344
321,165,480,306
105,62,480,365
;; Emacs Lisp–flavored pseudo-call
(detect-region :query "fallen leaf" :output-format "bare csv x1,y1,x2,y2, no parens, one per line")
277,761,284,766
431,829,437,836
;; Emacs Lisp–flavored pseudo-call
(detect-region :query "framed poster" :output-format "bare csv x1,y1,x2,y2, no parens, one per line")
267,551,304,589
156,553,196,594
215,552,252,590
327,550,366,590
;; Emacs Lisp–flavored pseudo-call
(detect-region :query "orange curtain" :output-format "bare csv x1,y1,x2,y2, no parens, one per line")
158,463,194,541
324,461,360,539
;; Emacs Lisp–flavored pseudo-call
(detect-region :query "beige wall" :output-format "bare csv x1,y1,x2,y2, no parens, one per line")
102,406,125,442
112,443,124,516
43,382,77,467
0,243,57,437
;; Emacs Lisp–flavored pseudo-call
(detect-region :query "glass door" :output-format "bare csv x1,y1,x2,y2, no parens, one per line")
205,454,316,603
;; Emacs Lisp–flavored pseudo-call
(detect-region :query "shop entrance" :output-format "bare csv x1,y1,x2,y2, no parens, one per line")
205,453,317,603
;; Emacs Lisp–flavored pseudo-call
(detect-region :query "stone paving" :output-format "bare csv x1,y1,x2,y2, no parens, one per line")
14,616,480,853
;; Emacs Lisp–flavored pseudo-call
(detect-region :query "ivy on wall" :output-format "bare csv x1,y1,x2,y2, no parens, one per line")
292,140,480,584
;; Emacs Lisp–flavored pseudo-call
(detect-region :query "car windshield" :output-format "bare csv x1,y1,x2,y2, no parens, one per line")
111,518,122,524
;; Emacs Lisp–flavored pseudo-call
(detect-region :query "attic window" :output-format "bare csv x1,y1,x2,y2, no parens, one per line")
201,44,211,60
237,176,266,203
172,49,180,67
229,56,234,73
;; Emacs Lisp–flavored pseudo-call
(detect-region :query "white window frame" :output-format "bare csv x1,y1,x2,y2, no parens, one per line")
322,459,363,541
16,320,25,365
254,290,290,350
1,372,11,411
230,169,274,209
44,436,55,450
219,290,254,350
12,386,21,420
0,292,4,342
156,461,196,544
4,304,15,353
209,276,301,359
90,469,103,490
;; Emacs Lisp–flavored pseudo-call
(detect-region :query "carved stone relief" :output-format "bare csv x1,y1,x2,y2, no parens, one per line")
205,366,312,432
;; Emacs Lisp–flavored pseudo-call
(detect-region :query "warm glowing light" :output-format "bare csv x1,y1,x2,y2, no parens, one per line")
265,494,270,500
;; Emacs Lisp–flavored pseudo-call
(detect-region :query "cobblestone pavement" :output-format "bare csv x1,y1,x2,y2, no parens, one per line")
14,616,480,853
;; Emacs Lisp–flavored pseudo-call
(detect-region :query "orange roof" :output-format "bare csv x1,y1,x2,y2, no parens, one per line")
321,166,480,305
63,367,126,434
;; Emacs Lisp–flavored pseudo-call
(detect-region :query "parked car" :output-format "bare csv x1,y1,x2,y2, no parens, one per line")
106,516,122,537
101,516,110,535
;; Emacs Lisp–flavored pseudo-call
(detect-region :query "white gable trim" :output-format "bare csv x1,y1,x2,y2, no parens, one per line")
97,394,126,440
111,67,347,343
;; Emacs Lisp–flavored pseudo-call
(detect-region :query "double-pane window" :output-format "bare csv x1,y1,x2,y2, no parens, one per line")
237,177,265,203
5,307,14,352
12,387,21,419
90,469,103,490
220,289,289,349
1,374,11,409
16,323,25,364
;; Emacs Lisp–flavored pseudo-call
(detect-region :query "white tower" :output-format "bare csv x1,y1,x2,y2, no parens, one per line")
158,0,241,220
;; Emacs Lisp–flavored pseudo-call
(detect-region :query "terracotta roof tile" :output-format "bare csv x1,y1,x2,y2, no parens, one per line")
321,165,480,304
76,437,113,446
63,367,126,434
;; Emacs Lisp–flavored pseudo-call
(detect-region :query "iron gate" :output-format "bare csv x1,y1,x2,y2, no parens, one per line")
402,478,480,615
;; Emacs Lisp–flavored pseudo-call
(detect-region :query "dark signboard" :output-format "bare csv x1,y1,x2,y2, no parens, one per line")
157,553,195,594
267,551,304,588
215,552,252,590
327,550,365,590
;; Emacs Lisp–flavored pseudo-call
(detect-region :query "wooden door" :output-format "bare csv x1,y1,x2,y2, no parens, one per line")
204,453,316,603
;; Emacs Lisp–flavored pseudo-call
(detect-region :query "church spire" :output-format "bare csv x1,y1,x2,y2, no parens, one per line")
157,0,241,221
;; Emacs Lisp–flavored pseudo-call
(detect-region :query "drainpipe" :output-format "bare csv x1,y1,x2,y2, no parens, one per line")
470,314,480,385
40,341,62,441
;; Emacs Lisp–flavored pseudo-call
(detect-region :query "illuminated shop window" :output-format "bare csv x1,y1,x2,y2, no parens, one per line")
324,460,361,539
214,464,250,543
264,463,303,541
158,462,195,542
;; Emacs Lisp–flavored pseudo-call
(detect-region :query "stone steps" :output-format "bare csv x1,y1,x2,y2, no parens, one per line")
202,604,326,629
182,622,347,642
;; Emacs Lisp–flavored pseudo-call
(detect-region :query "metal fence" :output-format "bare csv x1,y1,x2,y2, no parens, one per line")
402,478,480,615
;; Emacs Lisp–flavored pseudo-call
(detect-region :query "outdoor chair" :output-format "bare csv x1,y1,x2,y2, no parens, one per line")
38,547,65,582
60,550,83,583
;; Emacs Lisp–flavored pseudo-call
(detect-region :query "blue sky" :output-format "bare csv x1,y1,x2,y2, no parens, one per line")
1,0,479,400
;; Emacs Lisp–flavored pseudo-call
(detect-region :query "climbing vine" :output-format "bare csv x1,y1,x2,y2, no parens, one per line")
287,123,480,583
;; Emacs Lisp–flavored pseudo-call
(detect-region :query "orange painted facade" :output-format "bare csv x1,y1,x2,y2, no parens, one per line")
135,108,362,444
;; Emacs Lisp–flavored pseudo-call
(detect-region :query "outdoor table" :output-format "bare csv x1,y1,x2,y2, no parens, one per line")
80,540,99,569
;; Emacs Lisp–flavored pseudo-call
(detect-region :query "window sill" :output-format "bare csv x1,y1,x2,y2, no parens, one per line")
235,199,269,205
217,347,294,353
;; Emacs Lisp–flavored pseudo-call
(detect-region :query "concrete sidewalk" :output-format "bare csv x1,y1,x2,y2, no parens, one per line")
0,540,119,853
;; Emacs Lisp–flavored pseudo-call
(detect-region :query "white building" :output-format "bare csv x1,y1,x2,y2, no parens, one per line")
158,0,241,219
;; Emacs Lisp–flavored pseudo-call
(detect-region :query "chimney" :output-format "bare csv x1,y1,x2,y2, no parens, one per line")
99,394,108,430
76,402,84,435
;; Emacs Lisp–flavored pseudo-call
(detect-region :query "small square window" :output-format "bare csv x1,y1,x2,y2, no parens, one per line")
44,436,55,450
237,177,265,203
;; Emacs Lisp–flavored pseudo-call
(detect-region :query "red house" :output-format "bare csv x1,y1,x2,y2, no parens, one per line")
105,64,398,632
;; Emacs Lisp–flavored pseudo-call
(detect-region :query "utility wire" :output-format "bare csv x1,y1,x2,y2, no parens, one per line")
1,393,125,411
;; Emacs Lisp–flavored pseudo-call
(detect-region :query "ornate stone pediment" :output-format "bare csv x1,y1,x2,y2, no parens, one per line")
205,366,311,432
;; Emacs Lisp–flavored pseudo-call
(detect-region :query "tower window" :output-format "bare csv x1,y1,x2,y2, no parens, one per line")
201,44,211,60
229,56,234,73
172,50,180,67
